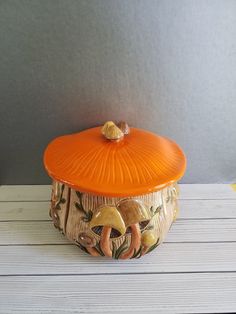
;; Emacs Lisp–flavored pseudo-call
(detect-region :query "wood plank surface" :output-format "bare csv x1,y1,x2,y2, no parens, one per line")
0,219,235,245
180,184,236,199
0,201,50,220
0,185,51,201
0,273,236,313
0,242,235,275
1,184,236,201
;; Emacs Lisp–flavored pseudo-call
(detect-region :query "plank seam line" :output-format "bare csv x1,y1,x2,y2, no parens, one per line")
1,270,236,277
0,220,50,222
164,241,236,244
1,198,236,203
0,200,50,203
1,218,236,223
190,312,236,314
1,240,236,247
0,243,73,246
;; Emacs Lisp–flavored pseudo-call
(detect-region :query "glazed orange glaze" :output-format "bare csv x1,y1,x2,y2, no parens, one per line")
44,127,186,197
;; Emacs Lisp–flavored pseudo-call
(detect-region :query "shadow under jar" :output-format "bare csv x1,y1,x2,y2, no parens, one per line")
44,121,186,259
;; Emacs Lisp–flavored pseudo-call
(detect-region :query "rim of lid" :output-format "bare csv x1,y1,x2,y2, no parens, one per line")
44,123,186,197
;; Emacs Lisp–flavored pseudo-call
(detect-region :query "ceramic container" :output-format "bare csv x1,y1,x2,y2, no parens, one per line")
44,121,186,259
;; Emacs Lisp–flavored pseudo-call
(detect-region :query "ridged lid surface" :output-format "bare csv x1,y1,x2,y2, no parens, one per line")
44,124,186,197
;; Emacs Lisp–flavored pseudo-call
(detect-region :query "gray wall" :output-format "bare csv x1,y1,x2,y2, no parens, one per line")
1,0,236,184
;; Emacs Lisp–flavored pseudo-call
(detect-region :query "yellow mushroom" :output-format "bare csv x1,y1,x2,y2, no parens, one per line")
89,205,126,257
116,199,151,259
171,183,180,221
173,182,180,197
141,229,158,256
173,202,179,221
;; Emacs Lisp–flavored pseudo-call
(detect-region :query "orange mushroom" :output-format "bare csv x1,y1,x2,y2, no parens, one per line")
116,199,151,259
76,232,100,257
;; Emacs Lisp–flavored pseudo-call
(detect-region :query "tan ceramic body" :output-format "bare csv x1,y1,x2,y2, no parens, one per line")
50,181,179,259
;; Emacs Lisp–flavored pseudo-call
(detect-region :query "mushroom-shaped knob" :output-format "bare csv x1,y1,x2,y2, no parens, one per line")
117,121,130,135
101,121,124,141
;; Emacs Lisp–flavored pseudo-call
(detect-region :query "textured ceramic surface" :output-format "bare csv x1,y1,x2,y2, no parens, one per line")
44,125,186,197
50,180,179,259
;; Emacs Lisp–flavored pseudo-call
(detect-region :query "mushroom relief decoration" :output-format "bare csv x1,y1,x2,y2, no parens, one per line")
89,199,153,259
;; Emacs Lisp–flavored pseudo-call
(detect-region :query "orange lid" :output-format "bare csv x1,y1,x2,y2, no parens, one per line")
44,121,186,197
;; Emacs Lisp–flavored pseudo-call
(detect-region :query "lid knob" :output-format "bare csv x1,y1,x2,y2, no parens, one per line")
101,121,124,141
117,121,130,135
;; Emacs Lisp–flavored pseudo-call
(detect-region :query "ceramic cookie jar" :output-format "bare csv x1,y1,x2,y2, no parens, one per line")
44,121,186,259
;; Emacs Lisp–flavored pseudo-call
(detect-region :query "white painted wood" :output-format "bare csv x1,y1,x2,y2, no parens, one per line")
0,219,235,245
1,199,236,221
179,199,236,219
1,184,236,202
0,221,69,245
166,219,236,242
0,185,51,201
180,184,236,199
0,242,235,275
0,201,49,220
0,273,236,313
